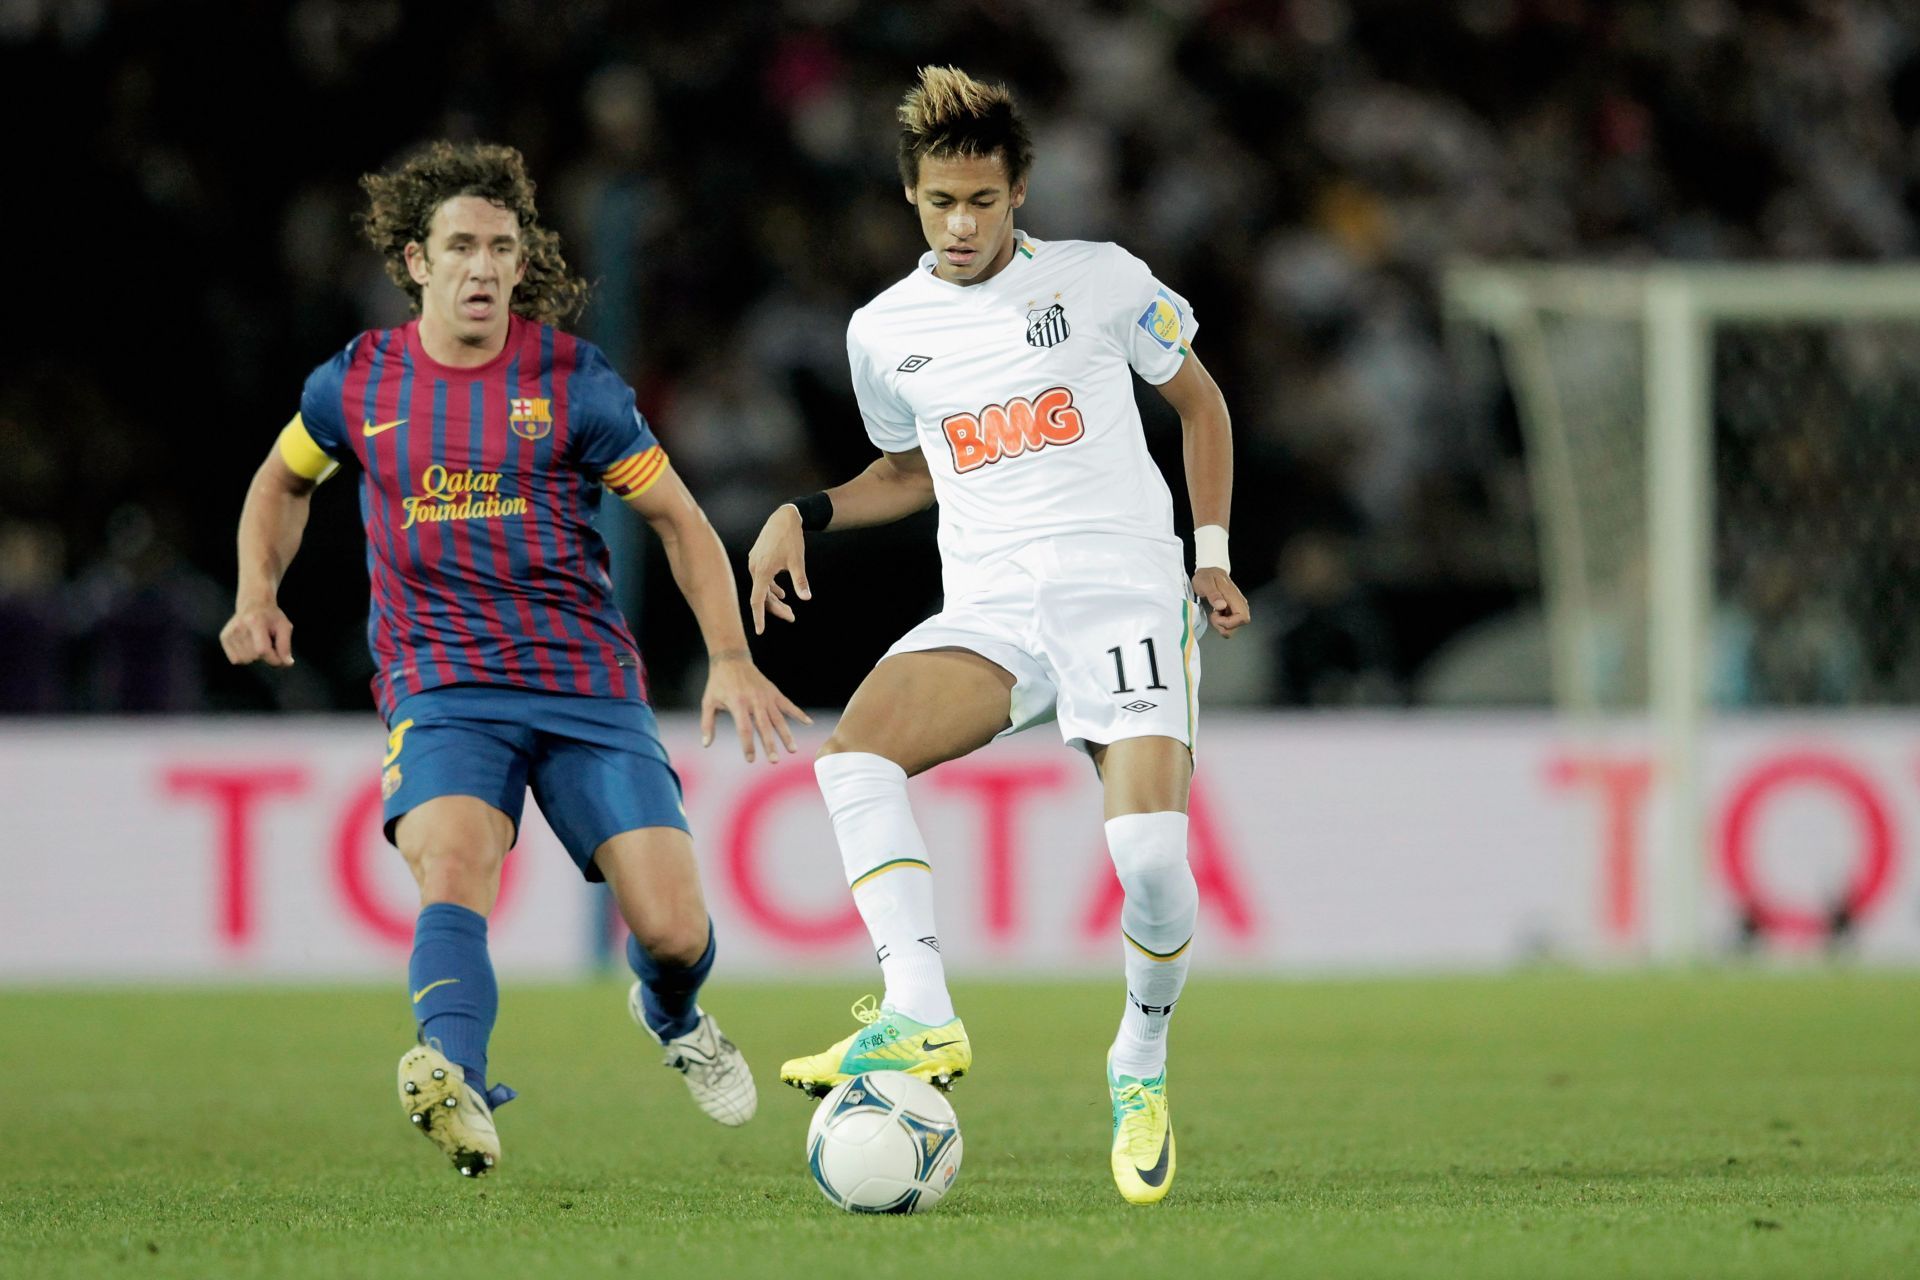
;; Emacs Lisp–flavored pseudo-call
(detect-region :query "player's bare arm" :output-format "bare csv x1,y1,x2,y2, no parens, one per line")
1155,345,1250,638
221,445,318,668
746,447,934,634
625,462,811,763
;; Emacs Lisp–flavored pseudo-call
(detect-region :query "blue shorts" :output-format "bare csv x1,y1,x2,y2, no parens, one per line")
380,684,689,882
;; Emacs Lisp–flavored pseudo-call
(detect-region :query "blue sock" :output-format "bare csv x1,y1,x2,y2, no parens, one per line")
626,922,714,1041
409,902,497,1087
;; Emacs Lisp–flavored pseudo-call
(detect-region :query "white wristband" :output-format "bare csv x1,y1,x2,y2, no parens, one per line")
1194,524,1230,574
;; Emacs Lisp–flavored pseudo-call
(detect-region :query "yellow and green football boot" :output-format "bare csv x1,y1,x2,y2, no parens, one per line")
779,994,971,1097
1108,1052,1175,1204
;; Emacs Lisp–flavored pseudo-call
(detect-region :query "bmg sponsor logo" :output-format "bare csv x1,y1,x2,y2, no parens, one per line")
940,386,1086,475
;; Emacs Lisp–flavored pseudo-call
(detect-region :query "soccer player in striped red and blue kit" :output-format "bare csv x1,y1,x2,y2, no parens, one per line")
221,142,808,1176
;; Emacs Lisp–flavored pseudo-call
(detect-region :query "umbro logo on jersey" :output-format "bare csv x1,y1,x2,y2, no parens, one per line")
1121,700,1158,713
362,417,407,437
897,354,933,373
1026,303,1070,348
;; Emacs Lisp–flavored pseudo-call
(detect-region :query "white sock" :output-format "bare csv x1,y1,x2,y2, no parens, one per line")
1106,811,1196,1078
815,752,955,1026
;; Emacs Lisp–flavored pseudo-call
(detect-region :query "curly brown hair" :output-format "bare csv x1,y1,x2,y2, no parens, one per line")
358,140,588,327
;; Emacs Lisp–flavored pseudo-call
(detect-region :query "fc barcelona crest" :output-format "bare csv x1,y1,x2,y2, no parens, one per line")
509,397,553,441
1026,303,1070,349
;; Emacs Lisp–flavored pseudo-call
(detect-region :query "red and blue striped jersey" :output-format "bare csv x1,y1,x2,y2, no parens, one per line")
286,317,670,720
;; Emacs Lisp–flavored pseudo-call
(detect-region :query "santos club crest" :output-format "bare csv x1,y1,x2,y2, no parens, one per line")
1026,303,1070,348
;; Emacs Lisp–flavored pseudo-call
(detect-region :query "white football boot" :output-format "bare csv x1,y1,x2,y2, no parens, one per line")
628,983,757,1126
397,1045,501,1177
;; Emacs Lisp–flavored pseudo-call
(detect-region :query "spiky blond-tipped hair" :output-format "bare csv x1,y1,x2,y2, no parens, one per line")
896,65,1033,188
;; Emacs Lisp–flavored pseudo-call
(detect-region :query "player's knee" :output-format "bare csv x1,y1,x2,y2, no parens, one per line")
406,838,504,904
818,735,913,774
1107,813,1196,923
1115,851,1194,906
817,733,859,761
1112,838,1187,876
630,916,709,968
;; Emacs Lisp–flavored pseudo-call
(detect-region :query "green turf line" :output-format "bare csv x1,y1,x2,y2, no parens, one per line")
0,974,1916,1279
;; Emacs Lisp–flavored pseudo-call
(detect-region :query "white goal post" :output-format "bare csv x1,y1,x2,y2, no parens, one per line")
1444,263,1920,959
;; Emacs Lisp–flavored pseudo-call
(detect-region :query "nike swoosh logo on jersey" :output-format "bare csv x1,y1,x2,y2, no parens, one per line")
363,417,407,437
1135,1128,1172,1187
411,978,460,1003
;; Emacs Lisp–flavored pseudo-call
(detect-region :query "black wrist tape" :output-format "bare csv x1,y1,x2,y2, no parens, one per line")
789,492,833,533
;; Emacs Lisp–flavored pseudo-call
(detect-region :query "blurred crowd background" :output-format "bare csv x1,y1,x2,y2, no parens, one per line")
4,0,1918,717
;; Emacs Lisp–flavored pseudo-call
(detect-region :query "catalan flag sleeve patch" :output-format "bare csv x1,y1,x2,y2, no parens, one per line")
277,414,341,483
603,445,668,498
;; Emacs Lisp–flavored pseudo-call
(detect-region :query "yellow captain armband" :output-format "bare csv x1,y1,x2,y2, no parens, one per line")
604,445,668,498
277,414,340,483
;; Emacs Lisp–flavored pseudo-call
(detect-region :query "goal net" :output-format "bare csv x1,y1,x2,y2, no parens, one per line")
1445,264,1920,956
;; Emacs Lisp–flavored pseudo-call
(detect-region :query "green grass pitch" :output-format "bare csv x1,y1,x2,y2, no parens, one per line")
1,974,1916,1278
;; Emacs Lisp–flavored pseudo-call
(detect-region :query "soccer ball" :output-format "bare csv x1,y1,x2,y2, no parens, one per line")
806,1071,963,1213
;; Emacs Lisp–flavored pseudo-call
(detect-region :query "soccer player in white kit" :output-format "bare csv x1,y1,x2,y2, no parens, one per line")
747,66,1249,1205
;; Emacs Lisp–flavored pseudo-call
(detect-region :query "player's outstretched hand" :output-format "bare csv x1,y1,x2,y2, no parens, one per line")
701,651,813,764
220,601,296,667
746,504,810,635
1192,568,1251,639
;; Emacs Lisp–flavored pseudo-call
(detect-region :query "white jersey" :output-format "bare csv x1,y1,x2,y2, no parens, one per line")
846,233,1196,595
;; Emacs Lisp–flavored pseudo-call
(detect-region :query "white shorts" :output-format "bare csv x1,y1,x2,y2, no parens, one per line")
884,549,1201,754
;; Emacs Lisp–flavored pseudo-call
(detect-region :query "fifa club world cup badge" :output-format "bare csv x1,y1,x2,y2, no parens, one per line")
1026,302,1070,348
508,397,554,441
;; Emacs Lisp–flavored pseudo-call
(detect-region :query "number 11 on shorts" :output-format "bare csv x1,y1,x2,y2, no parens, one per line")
1108,639,1169,695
